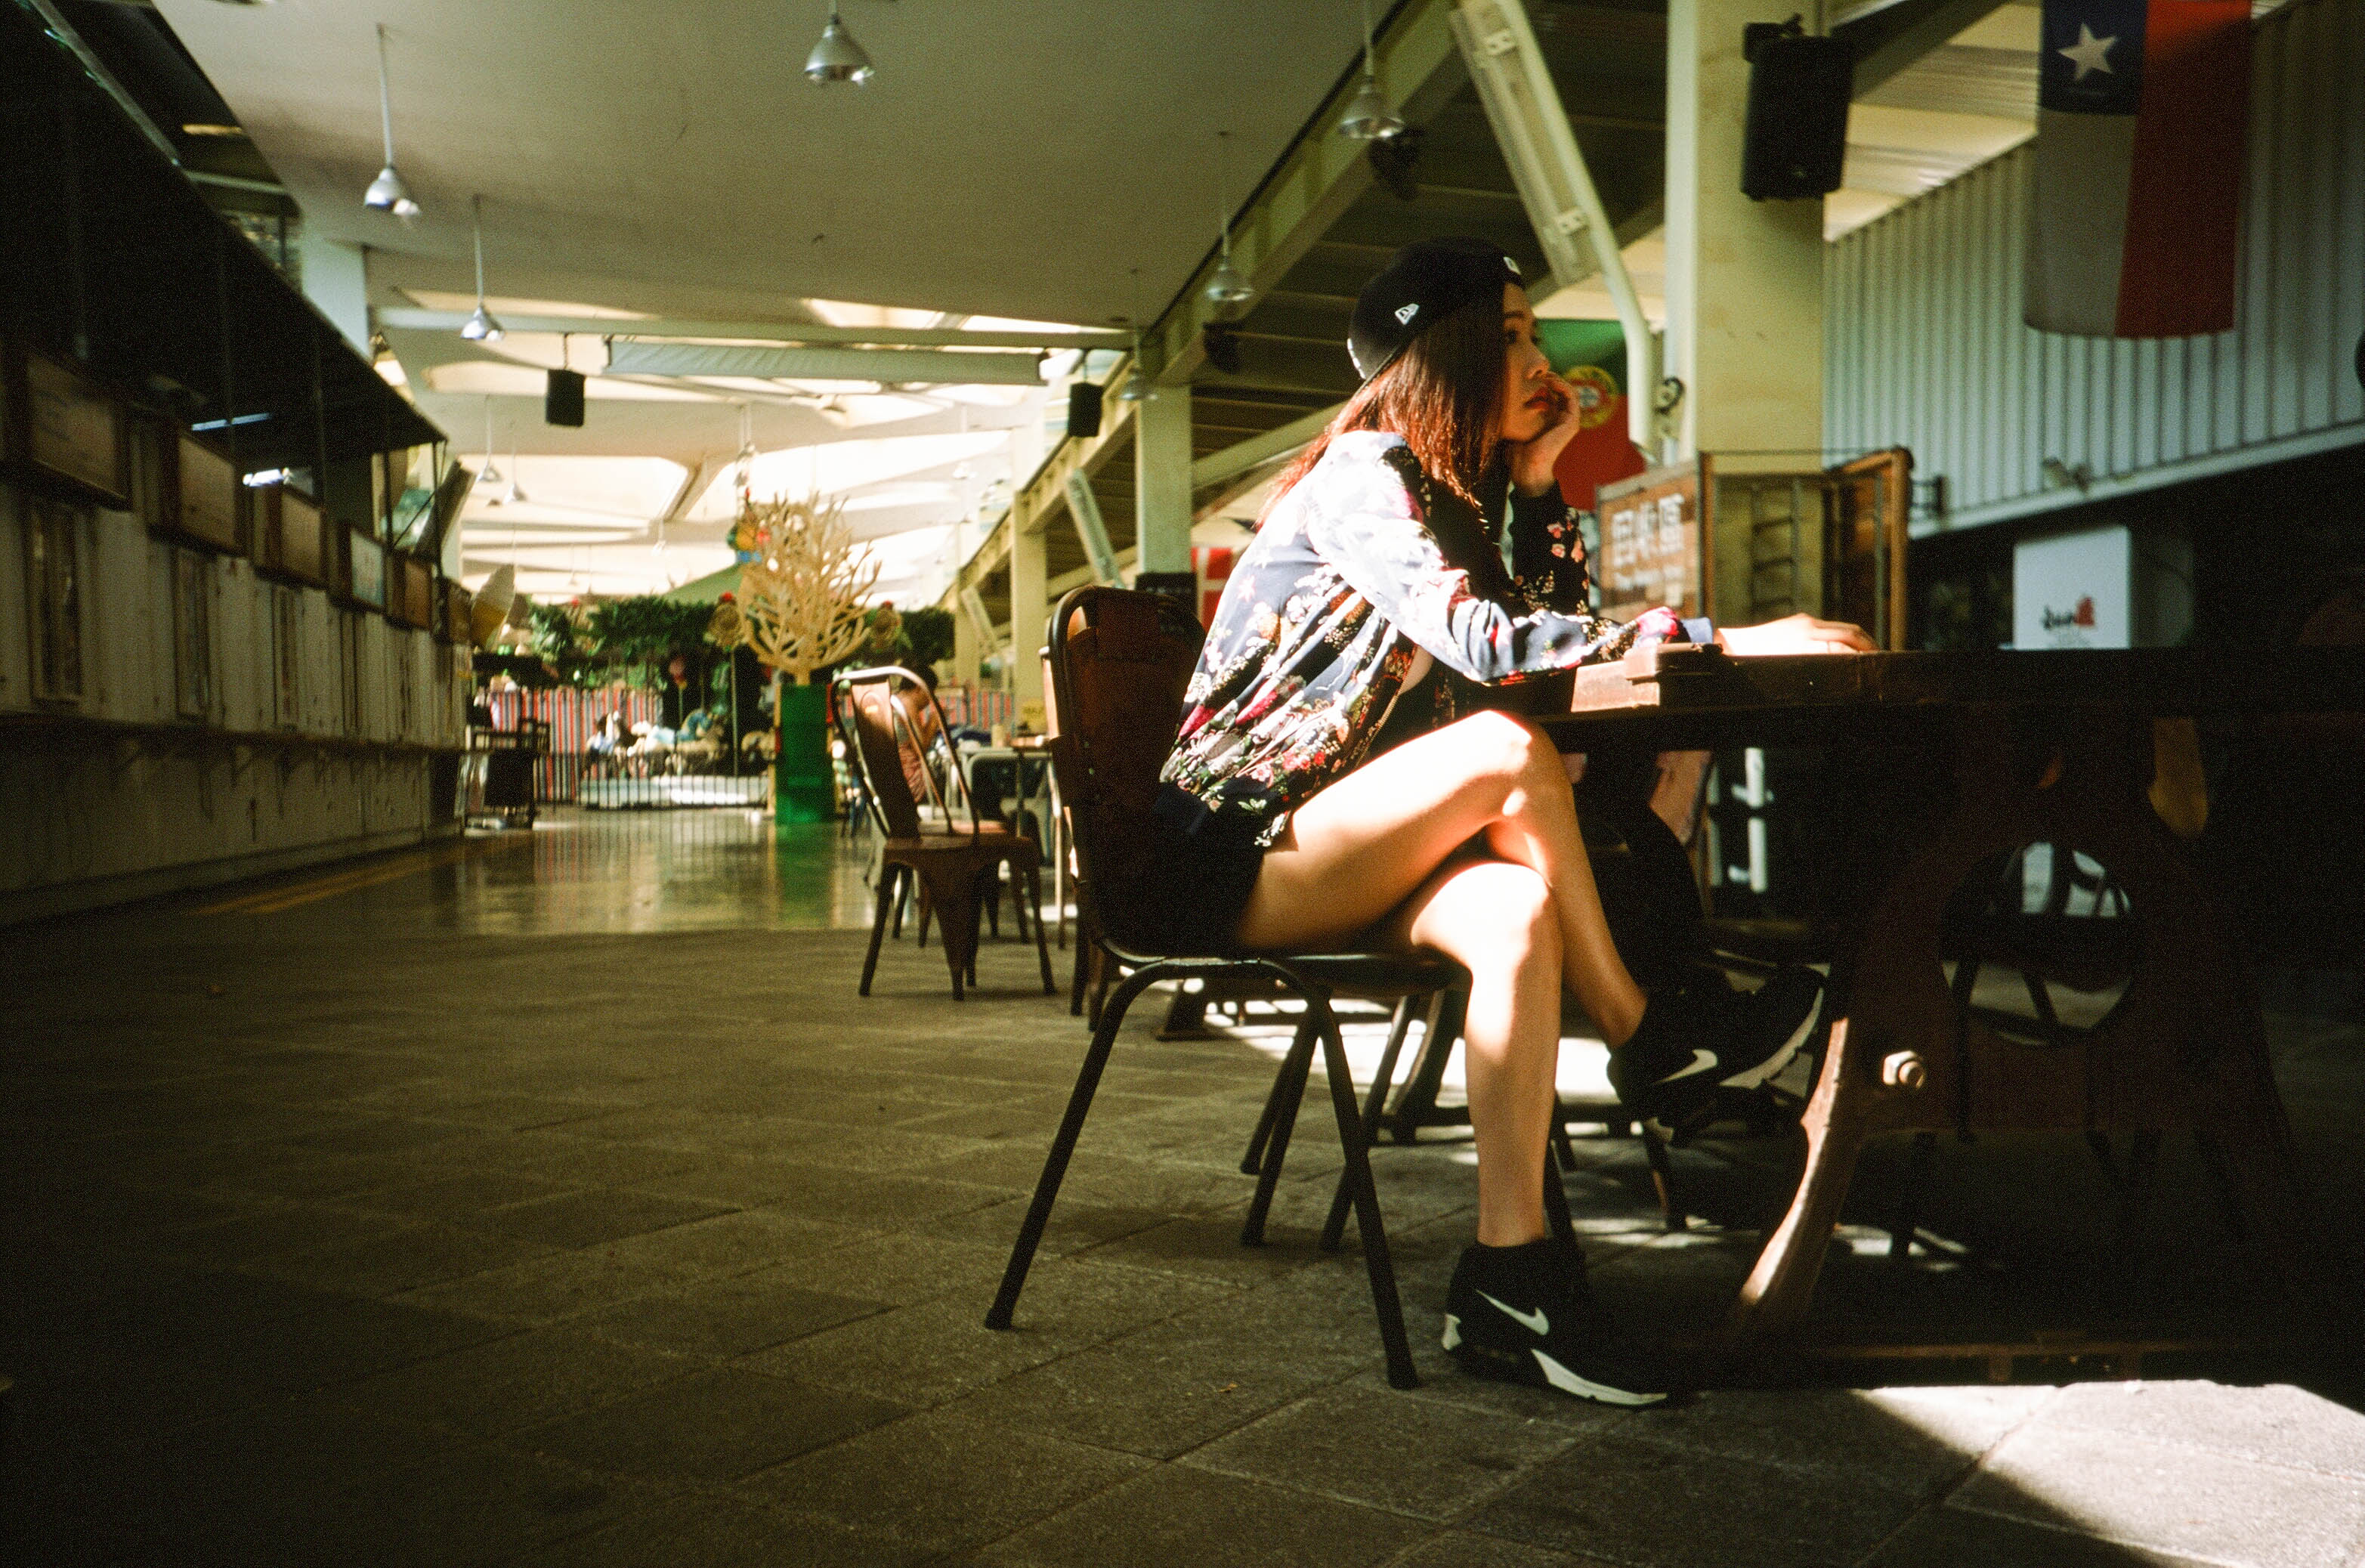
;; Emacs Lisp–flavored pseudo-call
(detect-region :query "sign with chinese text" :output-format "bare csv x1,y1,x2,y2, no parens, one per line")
1596,459,1711,622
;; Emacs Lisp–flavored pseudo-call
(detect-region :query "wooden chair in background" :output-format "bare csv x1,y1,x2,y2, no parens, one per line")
834,666,1053,1001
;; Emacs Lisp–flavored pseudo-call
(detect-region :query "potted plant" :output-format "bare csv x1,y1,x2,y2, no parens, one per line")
707,493,878,822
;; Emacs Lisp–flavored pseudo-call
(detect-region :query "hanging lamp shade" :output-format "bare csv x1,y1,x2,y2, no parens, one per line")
460,194,505,342
1115,362,1151,403
1338,78,1406,141
459,302,505,342
363,163,420,219
804,5,874,84
365,24,422,219
1204,255,1253,308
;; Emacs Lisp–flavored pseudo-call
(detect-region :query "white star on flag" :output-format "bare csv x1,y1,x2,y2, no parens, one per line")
2060,23,2117,82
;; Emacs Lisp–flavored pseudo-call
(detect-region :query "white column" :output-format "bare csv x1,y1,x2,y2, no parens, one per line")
1664,0,1826,616
1132,384,1194,595
1010,498,1048,720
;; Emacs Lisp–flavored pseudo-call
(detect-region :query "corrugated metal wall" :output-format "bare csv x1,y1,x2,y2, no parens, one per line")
1826,0,2365,533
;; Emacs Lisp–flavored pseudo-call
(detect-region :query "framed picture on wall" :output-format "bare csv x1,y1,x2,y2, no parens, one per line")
273,584,301,728
347,530,387,611
22,354,126,505
175,436,243,554
23,493,87,704
172,547,213,722
277,490,326,586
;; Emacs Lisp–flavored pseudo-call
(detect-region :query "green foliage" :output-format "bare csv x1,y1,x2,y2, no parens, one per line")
527,596,725,691
901,605,955,671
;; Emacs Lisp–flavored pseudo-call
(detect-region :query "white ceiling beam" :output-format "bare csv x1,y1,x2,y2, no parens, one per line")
1190,403,1340,493
375,308,1128,351
607,340,1046,387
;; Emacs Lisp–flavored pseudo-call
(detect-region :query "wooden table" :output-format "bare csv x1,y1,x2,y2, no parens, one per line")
1537,643,2364,1352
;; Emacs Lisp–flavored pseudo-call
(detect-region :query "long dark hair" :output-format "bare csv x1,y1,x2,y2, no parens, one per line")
1264,292,1507,518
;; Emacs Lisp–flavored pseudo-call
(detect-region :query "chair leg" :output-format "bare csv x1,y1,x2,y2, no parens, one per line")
987,963,1167,1333
892,872,911,939
1241,1012,1319,1175
1542,1105,1579,1245
1088,949,1114,1029
1641,1123,1687,1232
1887,1130,1937,1258
1027,868,1055,994
1241,1015,1319,1245
858,864,899,998
915,864,980,1001
1551,1121,1581,1174
1306,988,1419,1390
1322,994,1425,1251
916,881,932,948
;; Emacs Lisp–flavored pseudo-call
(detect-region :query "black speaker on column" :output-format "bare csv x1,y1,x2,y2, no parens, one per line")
545,369,586,427
1066,382,1103,439
1740,20,1851,202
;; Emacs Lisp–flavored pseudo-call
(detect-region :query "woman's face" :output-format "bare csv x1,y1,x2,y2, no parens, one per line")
1495,283,1557,444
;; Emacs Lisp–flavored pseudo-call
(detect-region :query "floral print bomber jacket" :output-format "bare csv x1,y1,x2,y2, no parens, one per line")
1159,430,1705,844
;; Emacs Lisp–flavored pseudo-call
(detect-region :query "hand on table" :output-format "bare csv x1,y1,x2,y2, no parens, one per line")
1715,614,1875,657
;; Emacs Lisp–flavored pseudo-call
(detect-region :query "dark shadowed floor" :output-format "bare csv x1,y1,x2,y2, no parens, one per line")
4,808,2361,1567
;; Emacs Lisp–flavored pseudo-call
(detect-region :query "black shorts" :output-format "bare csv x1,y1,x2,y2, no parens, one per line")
1109,784,1272,957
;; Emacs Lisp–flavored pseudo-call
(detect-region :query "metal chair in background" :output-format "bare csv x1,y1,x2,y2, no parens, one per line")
833,666,1053,1001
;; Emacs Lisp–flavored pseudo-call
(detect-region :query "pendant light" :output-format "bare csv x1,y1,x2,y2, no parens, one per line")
1203,131,1254,309
1338,0,1407,141
804,2,875,85
363,23,422,220
1115,268,1150,402
459,194,505,343
506,448,529,506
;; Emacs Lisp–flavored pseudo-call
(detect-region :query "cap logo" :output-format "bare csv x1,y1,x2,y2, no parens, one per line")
1504,256,1521,276
1394,302,1419,324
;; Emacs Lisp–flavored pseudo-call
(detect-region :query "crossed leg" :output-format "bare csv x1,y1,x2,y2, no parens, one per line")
1235,710,1646,1245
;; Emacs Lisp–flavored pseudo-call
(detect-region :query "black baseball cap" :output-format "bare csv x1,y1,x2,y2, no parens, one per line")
1348,237,1525,382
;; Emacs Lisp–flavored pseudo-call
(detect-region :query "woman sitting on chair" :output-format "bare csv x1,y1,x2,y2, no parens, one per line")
1144,237,1870,1406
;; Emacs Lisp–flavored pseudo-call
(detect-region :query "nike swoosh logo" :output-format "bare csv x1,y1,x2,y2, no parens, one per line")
1662,1048,1720,1083
1477,1291,1549,1336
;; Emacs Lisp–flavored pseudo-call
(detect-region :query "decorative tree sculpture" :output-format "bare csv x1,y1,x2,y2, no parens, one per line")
709,493,880,821
710,493,880,684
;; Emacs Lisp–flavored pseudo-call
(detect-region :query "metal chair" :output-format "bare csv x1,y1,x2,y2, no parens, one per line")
834,666,1053,1001
985,587,1474,1388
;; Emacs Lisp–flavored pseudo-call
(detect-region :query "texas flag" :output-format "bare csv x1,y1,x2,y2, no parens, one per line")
2025,0,2252,338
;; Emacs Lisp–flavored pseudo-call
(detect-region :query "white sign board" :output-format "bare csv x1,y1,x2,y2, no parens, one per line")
2014,526,2131,650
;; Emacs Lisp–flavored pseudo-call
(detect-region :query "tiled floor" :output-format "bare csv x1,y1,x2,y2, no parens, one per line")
4,809,2361,1567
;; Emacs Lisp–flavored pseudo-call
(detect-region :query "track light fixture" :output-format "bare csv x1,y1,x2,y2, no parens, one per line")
460,194,505,343
805,2,875,85
363,23,422,220
1204,131,1254,309
1339,0,1407,141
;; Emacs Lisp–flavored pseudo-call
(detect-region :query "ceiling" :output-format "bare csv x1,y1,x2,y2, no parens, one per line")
134,0,2073,608
153,0,1380,329
149,0,1396,601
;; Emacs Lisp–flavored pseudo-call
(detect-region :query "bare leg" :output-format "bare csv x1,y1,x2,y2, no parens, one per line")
1370,857,1563,1245
1237,710,1646,1044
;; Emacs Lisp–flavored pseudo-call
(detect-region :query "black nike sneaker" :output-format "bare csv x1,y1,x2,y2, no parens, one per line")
1440,1238,1679,1407
1607,964,1826,1127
